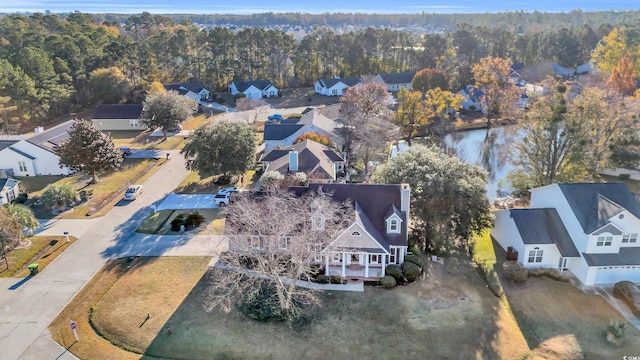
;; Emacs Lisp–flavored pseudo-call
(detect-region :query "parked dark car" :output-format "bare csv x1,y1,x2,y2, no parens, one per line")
613,281,640,317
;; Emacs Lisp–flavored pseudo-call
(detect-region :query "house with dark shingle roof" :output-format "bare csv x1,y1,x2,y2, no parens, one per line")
0,121,73,176
91,104,145,131
227,182,411,280
314,77,361,96
491,182,640,285
164,81,211,104
259,139,345,183
263,109,341,152
0,177,20,205
373,71,415,91
228,80,278,99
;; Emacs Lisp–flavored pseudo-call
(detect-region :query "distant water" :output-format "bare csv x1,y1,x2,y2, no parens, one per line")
2,0,638,15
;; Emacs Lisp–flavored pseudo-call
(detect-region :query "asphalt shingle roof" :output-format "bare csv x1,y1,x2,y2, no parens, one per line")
263,123,304,140
510,208,580,257
318,77,361,88
290,183,408,247
583,247,640,266
261,139,343,180
232,80,273,92
0,140,18,152
378,71,415,84
558,183,640,234
27,120,74,151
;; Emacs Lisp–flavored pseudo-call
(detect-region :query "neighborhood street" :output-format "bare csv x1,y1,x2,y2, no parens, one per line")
0,150,220,360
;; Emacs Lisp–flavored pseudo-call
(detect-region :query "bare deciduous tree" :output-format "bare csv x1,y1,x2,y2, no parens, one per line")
235,97,270,125
204,190,351,320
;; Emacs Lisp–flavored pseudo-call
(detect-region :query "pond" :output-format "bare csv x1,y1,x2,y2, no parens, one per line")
392,126,516,199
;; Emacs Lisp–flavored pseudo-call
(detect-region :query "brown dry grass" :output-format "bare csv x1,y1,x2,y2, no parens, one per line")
142,254,529,360
505,276,640,359
90,257,210,354
175,170,256,194
0,236,77,278
49,259,139,360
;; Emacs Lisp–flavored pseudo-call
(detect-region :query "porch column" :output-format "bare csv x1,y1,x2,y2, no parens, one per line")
341,252,346,276
325,253,330,276
380,254,386,277
365,254,370,278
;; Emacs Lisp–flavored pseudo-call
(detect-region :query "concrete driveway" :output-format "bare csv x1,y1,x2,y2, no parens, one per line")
592,285,640,331
0,150,213,360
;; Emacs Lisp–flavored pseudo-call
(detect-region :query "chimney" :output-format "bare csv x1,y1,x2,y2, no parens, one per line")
34,126,44,134
289,151,298,172
400,183,410,212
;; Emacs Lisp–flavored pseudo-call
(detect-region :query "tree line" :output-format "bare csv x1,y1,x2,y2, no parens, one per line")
0,11,631,131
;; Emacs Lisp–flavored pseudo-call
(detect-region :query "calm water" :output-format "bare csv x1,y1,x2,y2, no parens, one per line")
2,0,637,14
393,127,515,199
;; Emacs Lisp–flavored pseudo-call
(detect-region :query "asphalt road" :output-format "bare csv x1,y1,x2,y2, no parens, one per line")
0,150,201,360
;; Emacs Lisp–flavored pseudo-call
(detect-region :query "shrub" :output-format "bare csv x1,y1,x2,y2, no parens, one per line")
528,268,570,282
385,264,403,281
380,275,397,289
317,275,329,284
329,276,345,284
503,261,528,282
14,193,28,204
236,284,300,322
404,254,424,269
619,173,631,180
234,92,246,99
607,320,627,345
185,211,205,227
286,113,303,119
170,214,186,231
401,262,421,282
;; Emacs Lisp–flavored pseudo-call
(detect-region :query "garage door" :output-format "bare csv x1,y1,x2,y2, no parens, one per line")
594,267,640,285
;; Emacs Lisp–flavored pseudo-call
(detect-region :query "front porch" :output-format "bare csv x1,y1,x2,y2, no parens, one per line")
325,264,385,280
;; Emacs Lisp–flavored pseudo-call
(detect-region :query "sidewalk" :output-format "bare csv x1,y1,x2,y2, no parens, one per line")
0,151,199,360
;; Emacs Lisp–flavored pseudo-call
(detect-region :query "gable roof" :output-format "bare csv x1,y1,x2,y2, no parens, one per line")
232,80,274,92
290,183,408,247
377,71,415,84
164,85,189,96
510,208,580,257
558,183,640,234
263,123,305,141
0,140,19,152
0,177,19,190
260,139,343,180
26,120,74,151
93,104,143,120
318,77,361,88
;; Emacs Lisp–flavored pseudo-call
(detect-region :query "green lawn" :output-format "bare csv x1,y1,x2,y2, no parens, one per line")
136,209,225,235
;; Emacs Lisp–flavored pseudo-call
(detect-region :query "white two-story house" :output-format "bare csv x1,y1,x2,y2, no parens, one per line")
491,183,640,285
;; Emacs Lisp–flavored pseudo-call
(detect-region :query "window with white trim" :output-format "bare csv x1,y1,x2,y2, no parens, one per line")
18,161,27,172
279,236,291,250
622,233,638,243
387,217,401,234
331,253,342,263
528,247,543,263
369,254,380,264
311,213,325,231
389,247,397,264
129,119,140,128
331,89,338,95
596,236,613,246
250,236,263,250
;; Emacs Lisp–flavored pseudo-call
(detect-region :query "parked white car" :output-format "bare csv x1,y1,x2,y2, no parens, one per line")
217,187,239,196
123,185,143,200
213,193,230,206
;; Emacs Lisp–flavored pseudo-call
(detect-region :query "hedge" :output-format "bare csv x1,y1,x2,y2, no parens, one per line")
380,276,397,289
470,228,504,297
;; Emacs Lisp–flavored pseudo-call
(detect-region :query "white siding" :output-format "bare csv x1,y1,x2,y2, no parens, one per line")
593,266,640,285
244,86,262,99
92,119,147,131
585,231,621,254
0,141,71,176
490,209,526,255
521,244,561,269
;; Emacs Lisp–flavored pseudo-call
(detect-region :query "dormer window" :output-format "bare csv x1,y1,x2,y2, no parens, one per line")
386,215,402,234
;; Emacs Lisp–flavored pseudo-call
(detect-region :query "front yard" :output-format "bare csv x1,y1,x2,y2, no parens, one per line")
266,87,341,108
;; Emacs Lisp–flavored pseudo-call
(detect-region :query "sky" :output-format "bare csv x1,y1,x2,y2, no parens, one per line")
0,0,637,14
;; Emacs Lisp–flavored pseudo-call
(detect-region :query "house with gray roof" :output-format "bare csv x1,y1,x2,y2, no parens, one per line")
259,139,345,183
263,109,341,152
0,177,20,205
314,77,361,96
0,121,73,177
491,182,640,285
91,104,145,131
164,81,211,104
373,71,415,91
227,182,411,280
228,80,278,99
